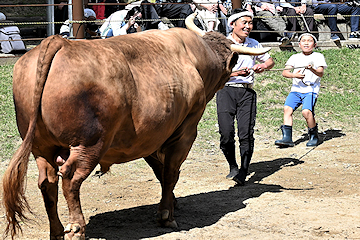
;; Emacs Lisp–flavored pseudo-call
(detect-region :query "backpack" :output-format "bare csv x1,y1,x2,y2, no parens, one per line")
0,26,26,54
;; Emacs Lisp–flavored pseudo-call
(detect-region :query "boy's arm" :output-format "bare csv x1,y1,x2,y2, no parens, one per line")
282,66,307,79
307,66,325,77
282,66,300,78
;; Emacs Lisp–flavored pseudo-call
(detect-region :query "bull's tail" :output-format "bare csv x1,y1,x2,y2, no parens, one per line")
2,35,66,239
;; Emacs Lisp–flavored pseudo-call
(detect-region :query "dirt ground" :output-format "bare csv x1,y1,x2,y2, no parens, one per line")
0,130,359,240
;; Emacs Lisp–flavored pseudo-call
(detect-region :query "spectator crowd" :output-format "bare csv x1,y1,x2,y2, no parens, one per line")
52,0,360,45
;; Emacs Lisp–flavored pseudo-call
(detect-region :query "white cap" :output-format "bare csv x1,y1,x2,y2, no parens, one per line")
0,12,6,21
84,8,96,19
125,1,142,10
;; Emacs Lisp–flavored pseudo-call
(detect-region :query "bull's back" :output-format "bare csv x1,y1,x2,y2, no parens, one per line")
15,30,210,161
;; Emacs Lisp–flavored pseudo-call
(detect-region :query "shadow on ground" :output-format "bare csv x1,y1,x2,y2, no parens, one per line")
86,158,305,240
294,129,346,146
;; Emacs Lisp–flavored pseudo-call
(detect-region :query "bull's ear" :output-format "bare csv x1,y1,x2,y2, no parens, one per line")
226,52,238,72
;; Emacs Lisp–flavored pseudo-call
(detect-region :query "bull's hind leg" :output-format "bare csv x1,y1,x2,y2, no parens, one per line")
156,111,202,228
58,145,102,240
36,156,64,240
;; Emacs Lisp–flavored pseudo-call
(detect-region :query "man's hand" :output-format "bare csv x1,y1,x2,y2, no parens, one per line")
231,67,252,77
253,63,267,73
219,4,227,15
261,4,270,11
202,4,218,13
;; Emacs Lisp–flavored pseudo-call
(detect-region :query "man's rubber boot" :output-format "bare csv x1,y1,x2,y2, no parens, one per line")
221,143,239,179
233,154,251,186
306,124,319,147
275,125,295,147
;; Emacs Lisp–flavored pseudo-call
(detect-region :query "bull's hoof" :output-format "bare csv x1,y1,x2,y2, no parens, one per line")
156,210,178,228
64,223,85,240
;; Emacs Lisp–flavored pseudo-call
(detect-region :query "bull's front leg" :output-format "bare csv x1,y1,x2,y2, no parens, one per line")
157,160,180,228
157,126,198,228
36,156,64,240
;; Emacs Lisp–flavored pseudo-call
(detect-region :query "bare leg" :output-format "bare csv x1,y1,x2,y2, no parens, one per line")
302,109,316,128
283,106,294,126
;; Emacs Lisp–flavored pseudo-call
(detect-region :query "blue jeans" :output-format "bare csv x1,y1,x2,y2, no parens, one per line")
315,4,360,32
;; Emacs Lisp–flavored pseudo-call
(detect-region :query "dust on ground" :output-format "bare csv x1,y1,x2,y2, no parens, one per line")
0,130,359,239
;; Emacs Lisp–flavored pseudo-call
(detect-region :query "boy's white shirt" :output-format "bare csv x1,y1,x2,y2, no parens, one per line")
285,51,327,95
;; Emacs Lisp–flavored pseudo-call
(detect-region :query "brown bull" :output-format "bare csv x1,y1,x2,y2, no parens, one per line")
2,14,270,240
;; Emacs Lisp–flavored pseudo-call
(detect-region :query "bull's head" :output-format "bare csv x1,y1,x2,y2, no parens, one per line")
185,13,271,56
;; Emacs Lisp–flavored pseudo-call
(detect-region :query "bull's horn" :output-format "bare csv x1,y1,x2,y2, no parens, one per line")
185,13,205,37
231,45,271,56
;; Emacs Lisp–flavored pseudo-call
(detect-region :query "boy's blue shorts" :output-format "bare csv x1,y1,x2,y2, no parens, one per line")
284,92,317,113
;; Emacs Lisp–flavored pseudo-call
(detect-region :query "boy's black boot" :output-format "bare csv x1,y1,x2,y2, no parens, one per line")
221,143,239,179
275,125,295,147
306,124,319,147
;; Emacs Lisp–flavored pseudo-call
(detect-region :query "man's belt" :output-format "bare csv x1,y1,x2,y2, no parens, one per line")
225,82,253,89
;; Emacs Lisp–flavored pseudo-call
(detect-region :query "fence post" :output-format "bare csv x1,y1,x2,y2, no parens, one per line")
68,0,73,38
73,0,84,39
231,0,242,10
47,0,55,36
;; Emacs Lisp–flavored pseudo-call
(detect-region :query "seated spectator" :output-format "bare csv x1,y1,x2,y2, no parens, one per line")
313,0,360,41
99,2,143,37
192,0,227,31
154,0,195,28
104,0,126,18
278,0,316,39
60,8,98,38
55,1,69,34
244,0,289,46
98,1,170,38
90,0,106,20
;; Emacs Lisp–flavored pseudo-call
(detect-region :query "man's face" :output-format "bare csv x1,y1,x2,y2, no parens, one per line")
299,35,316,54
231,16,253,39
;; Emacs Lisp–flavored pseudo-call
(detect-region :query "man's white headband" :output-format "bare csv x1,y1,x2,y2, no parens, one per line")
228,11,254,28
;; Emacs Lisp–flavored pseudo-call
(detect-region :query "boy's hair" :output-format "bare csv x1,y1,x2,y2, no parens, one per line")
298,33,318,44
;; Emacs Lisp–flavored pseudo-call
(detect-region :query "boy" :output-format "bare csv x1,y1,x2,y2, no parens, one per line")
275,33,327,147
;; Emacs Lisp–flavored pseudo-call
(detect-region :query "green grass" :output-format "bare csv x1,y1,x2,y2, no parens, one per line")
1,48,360,160
0,65,20,162
197,48,360,148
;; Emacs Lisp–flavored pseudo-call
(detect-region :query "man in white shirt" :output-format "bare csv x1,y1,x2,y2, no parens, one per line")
216,9,274,185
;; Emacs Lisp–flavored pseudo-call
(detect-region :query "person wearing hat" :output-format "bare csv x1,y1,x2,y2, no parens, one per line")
244,0,290,46
60,8,97,38
98,2,143,37
0,12,6,21
216,8,274,186
275,33,327,148
98,0,170,37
